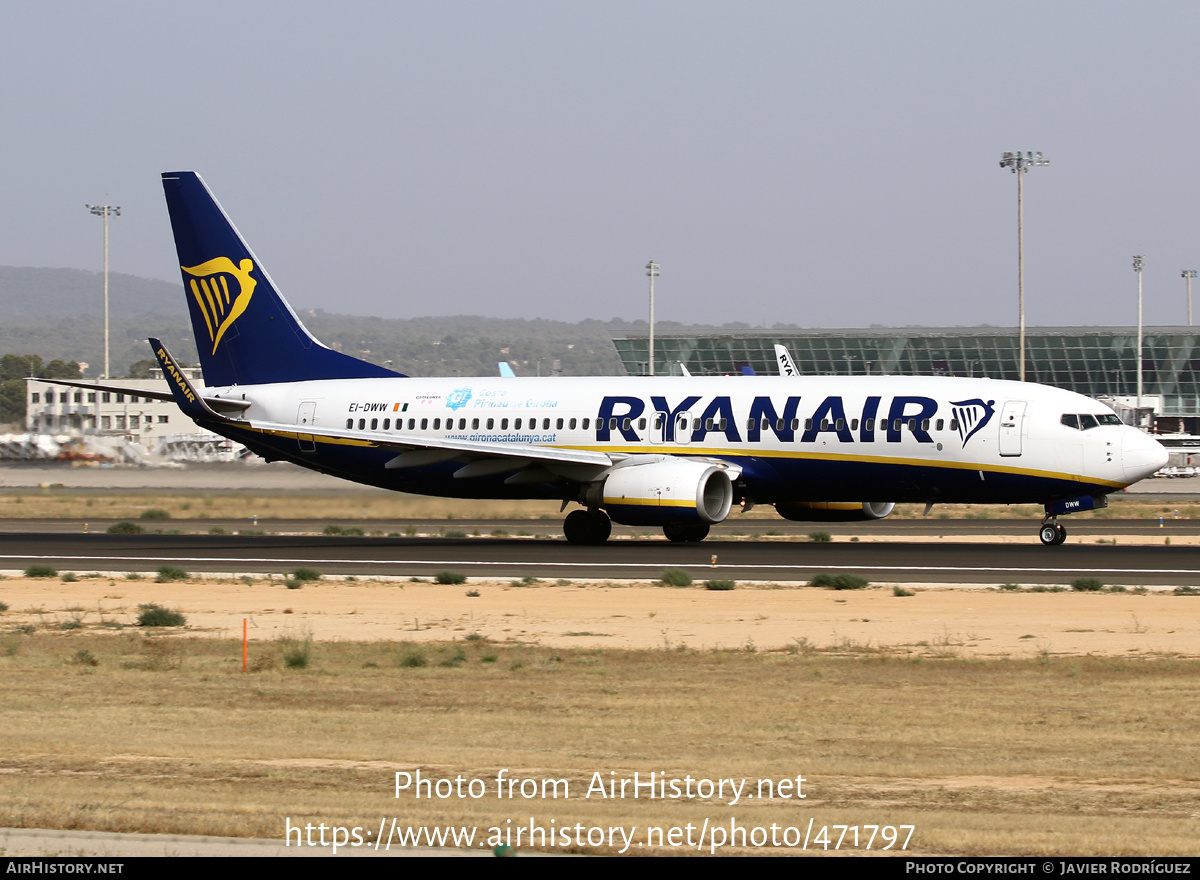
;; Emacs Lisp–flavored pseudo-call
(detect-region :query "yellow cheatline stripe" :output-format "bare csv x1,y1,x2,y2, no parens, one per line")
603,497,694,508
235,428,1126,489
559,443,1127,489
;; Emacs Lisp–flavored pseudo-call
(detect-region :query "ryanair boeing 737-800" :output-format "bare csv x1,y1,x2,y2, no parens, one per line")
49,172,1169,545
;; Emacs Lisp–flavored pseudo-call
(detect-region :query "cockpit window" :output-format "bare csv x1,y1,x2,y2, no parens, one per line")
1062,413,1122,430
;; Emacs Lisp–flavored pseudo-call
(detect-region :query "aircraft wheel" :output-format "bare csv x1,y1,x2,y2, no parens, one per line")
663,522,710,543
1053,524,1067,545
564,509,611,545
1039,523,1059,546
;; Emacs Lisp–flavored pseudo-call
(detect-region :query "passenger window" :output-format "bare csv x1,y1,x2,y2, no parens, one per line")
893,419,902,431
569,418,577,430
383,419,390,430
370,418,378,430
487,418,495,430
515,418,522,430
501,418,508,430
805,419,812,431
557,418,564,429
472,418,479,429
835,419,845,431
543,418,550,430
459,418,466,429
949,418,958,432
622,418,631,431
359,419,366,430
935,419,943,431
705,418,713,431
865,418,875,431
420,418,428,430
851,419,859,431
791,418,800,430
407,419,415,430
583,419,590,429
638,418,646,430
820,419,830,431
346,419,353,429
610,418,617,430
921,419,930,431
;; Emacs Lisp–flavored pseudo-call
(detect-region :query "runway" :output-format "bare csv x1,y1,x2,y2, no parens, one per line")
2,531,1198,585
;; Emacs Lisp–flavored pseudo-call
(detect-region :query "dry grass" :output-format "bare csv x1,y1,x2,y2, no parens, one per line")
0,631,1198,855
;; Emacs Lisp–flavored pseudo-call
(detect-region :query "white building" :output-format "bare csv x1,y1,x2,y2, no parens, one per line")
24,367,206,443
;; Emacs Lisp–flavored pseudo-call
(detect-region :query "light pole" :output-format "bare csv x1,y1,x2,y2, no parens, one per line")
1183,269,1196,326
1134,255,1145,412
645,260,659,377
86,204,120,379
999,151,1049,381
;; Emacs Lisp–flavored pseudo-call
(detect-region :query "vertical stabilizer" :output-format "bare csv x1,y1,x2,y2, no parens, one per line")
161,172,403,386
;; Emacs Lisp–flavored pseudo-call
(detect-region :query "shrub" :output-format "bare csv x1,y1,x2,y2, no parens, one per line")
704,579,736,591
323,524,344,536
1071,577,1104,592
24,564,57,578
660,568,694,587
107,522,144,535
60,572,78,583
893,586,915,597
291,567,322,583
136,603,186,627
444,530,467,538
810,573,870,590
808,531,832,543
1174,585,1200,596
0,600,7,612
156,566,190,583
280,634,313,669
465,589,480,597
397,648,427,668
434,571,466,585
139,509,171,520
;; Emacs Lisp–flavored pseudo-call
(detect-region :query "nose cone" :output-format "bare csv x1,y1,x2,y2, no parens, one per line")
1122,429,1169,483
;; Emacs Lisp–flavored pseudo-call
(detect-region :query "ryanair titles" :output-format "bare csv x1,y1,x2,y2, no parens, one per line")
596,394,995,447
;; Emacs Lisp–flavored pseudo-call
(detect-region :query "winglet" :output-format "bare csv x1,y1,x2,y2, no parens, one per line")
149,337,226,423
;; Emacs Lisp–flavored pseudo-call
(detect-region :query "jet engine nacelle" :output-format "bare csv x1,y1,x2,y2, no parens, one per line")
775,501,896,522
586,457,735,526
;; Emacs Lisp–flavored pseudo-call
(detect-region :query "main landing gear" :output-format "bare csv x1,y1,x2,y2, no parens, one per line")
563,509,612,545
1039,517,1067,546
562,510,712,545
663,522,710,543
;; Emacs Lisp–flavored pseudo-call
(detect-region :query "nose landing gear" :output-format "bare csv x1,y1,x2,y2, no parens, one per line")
1038,518,1067,546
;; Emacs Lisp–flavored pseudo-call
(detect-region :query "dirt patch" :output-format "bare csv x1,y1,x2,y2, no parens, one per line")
3,575,1197,658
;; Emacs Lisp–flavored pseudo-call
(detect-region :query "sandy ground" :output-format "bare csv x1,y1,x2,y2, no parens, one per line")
5,575,1198,658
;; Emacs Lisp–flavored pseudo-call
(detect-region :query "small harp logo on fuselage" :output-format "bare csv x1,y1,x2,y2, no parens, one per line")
182,257,257,354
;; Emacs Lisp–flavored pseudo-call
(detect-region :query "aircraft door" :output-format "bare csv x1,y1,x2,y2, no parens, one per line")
998,400,1026,457
674,411,693,446
297,401,317,453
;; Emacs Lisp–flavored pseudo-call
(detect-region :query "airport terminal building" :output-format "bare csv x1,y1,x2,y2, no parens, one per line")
611,326,1200,434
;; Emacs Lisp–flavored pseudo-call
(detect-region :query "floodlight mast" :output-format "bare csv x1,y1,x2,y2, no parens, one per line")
1182,269,1197,327
646,260,659,377
1134,255,1145,412
998,151,1049,382
86,204,121,379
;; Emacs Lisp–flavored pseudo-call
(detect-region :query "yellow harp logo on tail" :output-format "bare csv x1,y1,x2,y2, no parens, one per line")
181,257,257,354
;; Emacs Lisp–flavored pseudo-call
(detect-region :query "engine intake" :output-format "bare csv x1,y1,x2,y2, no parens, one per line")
588,457,734,526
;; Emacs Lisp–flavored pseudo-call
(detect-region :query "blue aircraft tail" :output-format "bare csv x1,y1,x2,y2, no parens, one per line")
161,172,404,387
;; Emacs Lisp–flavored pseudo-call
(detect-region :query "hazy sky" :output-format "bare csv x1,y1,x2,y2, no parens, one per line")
3,1,1199,329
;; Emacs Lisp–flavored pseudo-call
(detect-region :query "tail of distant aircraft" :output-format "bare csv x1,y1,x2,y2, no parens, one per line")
161,172,403,387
